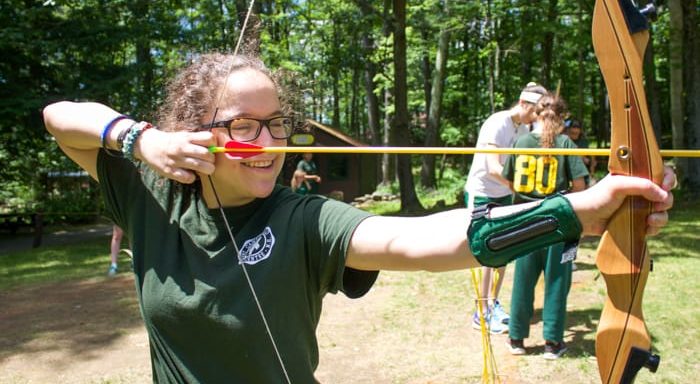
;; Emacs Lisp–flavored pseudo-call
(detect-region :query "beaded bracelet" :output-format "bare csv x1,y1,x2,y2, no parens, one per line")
121,121,153,161
100,115,128,148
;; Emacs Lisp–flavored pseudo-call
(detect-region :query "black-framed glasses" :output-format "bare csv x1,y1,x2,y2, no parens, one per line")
202,116,294,142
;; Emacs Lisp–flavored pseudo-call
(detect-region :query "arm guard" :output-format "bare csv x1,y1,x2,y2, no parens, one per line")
467,194,582,268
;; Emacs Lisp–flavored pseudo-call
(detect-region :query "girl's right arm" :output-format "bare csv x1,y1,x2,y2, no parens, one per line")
43,101,132,179
43,101,217,184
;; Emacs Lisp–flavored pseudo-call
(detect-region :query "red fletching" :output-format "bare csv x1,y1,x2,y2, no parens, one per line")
223,140,264,159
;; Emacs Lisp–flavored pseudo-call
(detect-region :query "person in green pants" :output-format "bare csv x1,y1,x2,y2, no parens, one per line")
502,93,589,359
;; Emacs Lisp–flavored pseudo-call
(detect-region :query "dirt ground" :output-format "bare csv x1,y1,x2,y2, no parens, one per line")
0,274,495,383
0,275,148,383
0,259,599,383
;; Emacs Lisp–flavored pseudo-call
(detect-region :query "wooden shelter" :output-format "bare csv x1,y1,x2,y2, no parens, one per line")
281,119,378,202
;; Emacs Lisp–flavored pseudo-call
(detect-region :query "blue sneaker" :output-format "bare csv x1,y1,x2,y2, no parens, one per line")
491,300,510,325
107,265,118,276
471,310,508,334
487,314,508,334
471,311,486,330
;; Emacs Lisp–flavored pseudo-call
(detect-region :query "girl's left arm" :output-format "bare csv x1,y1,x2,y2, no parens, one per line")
346,168,676,272
346,209,478,272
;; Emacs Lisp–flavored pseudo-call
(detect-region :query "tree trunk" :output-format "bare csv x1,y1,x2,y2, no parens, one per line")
382,89,395,185
332,69,341,128
355,0,381,143
131,0,153,119
354,68,362,137
682,0,700,192
521,4,535,82
643,29,663,146
420,8,450,190
669,0,687,174
576,0,586,119
486,0,496,113
356,0,382,187
379,0,395,186
392,0,422,212
421,30,432,119
541,0,559,88
362,33,381,146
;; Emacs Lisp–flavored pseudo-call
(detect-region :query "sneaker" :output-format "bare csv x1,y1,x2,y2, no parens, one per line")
471,311,486,330
472,310,508,334
507,338,526,355
543,341,567,360
107,265,118,276
487,315,508,334
491,300,510,324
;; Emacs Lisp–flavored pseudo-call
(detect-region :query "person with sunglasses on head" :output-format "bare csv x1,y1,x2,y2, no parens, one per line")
463,82,548,334
43,52,676,383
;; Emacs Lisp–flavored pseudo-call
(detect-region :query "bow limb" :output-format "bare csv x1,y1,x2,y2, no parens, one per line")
592,1,664,383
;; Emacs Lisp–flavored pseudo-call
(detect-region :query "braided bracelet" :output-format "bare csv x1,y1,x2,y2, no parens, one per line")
121,121,153,161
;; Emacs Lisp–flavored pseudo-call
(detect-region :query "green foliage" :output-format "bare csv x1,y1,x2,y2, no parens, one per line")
0,1,686,221
362,166,465,215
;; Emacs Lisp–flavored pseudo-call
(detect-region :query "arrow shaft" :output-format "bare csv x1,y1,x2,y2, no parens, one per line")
210,146,699,158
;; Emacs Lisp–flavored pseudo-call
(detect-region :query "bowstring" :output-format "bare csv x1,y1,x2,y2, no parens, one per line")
207,1,291,382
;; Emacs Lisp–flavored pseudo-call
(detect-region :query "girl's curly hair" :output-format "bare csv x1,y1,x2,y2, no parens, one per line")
157,53,292,132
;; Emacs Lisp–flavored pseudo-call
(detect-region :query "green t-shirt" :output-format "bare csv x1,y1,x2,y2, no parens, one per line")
97,151,376,383
502,134,589,203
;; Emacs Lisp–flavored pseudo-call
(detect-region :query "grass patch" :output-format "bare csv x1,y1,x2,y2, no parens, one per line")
362,167,465,215
0,237,119,290
354,188,700,383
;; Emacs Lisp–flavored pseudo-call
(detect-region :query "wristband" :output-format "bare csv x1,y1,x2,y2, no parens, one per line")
122,121,153,161
100,115,128,148
467,194,582,268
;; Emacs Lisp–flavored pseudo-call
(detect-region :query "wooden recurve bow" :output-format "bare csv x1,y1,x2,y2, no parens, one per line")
592,0,663,383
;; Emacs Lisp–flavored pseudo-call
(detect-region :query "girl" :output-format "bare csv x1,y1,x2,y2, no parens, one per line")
503,94,588,359
43,53,674,382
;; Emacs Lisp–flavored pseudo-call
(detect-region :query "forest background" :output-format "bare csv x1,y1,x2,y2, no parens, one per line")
0,0,698,215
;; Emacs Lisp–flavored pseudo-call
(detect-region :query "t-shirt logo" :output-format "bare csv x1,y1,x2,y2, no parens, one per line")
238,227,275,265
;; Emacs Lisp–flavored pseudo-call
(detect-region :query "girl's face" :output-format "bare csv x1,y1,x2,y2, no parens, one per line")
519,102,538,125
201,68,286,207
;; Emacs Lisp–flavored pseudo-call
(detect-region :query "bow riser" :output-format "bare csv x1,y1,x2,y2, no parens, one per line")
592,0,664,382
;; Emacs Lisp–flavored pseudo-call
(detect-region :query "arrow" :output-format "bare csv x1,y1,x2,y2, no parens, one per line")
210,141,700,158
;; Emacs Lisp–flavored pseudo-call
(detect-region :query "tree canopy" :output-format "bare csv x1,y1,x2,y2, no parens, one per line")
1,0,697,213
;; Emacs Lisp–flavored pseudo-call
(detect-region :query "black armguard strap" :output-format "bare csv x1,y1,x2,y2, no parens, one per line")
467,194,583,268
